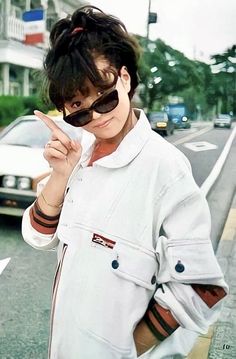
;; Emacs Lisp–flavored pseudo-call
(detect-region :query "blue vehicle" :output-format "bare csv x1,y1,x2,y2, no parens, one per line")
147,111,175,136
165,103,191,129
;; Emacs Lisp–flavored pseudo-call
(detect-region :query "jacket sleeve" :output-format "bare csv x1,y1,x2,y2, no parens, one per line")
22,205,59,250
153,153,228,335
21,175,60,251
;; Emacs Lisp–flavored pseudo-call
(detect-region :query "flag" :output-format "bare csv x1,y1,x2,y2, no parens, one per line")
23,9,45,45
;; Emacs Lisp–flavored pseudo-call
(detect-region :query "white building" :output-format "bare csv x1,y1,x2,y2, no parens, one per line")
0,0,84,96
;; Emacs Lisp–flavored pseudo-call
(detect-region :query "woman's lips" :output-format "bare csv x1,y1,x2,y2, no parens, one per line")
94,119,112,128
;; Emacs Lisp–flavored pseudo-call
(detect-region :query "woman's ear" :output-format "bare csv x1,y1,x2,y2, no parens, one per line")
120,66,131,93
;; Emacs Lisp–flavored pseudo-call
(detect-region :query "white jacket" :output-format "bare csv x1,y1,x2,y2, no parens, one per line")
22,109,228,359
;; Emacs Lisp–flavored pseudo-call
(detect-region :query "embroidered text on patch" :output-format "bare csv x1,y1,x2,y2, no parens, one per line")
92,233,116,249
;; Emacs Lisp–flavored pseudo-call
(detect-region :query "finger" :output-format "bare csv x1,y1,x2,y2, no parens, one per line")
49,140,69,156
44,147,67,161
71,140,82,151
34,110,63,132
35,110,72,150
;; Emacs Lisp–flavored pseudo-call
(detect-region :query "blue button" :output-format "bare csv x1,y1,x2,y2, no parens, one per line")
112,260,119,269
175,261,185,273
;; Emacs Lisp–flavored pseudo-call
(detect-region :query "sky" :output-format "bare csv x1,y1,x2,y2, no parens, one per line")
89,0,236,63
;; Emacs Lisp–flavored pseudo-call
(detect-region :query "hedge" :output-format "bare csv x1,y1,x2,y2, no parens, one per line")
0,95,54,127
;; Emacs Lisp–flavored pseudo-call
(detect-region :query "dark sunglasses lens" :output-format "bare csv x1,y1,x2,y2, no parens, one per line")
95,90,119,114
63,89,119,127
64,110,91,127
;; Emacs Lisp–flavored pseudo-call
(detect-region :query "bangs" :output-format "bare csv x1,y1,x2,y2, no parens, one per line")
45,48,118,111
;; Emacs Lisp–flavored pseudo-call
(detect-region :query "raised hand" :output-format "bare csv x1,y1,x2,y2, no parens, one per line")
34,110,82,177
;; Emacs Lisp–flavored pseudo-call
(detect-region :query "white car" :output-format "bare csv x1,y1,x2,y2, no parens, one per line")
0,115,92,216
213,114,232,129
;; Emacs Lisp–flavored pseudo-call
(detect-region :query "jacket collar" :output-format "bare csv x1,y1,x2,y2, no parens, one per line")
80,109,152,169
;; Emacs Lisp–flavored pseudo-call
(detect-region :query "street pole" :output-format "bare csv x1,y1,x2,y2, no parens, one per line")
144,0,151,111
146,0,151,43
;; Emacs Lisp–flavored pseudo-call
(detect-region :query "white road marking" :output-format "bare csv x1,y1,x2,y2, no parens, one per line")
0,257,11,276
184,141,218,152
201,125,236,197
172,126,212,145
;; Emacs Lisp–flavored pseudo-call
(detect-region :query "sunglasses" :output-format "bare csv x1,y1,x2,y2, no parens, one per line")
63,87,119,127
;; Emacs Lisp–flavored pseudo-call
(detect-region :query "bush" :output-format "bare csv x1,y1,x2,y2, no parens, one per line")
22,96,54,115
0,96,24,126
0,95,54,127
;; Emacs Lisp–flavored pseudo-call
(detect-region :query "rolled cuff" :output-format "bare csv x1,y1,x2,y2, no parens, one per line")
22,206,59,251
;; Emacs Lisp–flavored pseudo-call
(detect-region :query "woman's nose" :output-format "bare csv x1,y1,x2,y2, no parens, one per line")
92,110,102,120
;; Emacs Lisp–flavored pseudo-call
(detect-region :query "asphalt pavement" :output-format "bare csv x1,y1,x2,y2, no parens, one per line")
188,191,236,359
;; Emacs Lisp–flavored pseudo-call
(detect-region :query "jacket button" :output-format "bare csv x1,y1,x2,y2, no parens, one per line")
175,261,185,273
151,275,156,285
111,260,119,269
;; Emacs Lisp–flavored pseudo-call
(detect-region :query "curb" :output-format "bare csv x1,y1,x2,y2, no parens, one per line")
187,192,236,359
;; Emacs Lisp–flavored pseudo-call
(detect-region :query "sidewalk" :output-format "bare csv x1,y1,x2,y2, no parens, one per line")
188,192,236,358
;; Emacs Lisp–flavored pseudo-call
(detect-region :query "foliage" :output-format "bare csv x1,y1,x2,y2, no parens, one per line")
137,37,202,111
136,35,236,118
0,96,24,126
0,95,54,127
210,45,236,115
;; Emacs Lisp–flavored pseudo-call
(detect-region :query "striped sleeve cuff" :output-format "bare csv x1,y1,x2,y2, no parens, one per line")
144,298,179,341
191,284,227,308
29,200,60,235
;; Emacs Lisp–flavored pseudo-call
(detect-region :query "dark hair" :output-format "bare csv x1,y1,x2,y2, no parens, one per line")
43,5,140,112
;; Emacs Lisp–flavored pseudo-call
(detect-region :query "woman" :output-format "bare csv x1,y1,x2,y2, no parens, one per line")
22,6,228,359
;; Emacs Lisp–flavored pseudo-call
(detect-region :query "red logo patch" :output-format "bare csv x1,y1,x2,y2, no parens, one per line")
92,233,116,249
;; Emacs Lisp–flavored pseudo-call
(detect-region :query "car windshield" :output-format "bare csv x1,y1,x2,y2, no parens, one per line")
218,114,231,119
149,112,166,121
168,107,185,116
0,118,79,148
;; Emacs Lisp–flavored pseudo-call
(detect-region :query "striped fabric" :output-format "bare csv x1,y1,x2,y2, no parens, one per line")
191,284,227,308
144,299,179,341
29,200,60,235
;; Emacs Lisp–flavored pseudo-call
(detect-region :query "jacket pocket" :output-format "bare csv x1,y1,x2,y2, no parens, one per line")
111,242,158,290
166,238,223,283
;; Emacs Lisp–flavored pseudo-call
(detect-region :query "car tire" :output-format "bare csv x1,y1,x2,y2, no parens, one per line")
165,129,171,136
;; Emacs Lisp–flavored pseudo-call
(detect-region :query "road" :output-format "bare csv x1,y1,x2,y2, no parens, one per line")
0,121,235,359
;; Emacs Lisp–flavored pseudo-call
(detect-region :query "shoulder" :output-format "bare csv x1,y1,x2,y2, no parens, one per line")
142,131,192,179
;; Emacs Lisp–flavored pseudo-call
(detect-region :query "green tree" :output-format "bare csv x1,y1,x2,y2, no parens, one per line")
136,36,203,111
211,45,236,115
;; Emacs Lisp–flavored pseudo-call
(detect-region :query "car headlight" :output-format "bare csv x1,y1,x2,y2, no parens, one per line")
2,175,31,190
182,116,188,122
17,177,31,190
2,175,17,188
